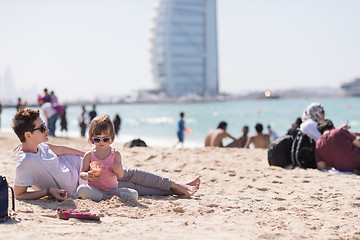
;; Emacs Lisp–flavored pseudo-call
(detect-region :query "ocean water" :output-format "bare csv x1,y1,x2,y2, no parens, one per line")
1,97,359,147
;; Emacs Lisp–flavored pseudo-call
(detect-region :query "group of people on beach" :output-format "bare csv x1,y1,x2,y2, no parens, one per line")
12,108,200,202
299,103,360,172
9,100,360,204
18,88,123,139
78,104,122,138
204,121,275,148
176,103,360,174
174,111,276,149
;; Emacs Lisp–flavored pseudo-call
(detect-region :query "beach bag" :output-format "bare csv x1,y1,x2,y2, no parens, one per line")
267,135,293,168
290,131,317,169
0,176,15,223
124,139,147,148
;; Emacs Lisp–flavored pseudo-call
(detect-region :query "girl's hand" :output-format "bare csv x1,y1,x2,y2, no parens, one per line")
87,171,100,181
112,164,123,175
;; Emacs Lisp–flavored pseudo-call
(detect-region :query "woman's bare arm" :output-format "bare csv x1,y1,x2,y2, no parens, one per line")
48,143,85,156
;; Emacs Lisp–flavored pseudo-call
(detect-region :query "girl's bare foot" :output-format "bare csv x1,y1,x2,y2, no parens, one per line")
171,177,200,196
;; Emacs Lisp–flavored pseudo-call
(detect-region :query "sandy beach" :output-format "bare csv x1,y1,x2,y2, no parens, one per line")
1,132,360,239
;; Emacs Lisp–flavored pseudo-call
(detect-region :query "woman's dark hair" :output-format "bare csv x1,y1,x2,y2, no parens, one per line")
317,119,335,134
12,109,40,142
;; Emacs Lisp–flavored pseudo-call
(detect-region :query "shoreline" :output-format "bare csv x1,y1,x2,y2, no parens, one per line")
0,89,347,108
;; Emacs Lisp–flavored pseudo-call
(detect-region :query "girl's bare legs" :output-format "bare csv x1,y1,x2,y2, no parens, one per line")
170,177,200,196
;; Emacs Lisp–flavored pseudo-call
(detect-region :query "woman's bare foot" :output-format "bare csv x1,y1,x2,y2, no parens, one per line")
171,177,200,197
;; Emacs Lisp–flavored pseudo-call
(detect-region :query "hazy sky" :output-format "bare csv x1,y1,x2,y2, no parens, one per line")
0,0,359,102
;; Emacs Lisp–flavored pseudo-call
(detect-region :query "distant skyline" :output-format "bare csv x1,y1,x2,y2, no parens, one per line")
0,0,359,103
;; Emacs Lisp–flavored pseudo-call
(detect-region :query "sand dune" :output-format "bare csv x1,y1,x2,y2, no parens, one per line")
1,132,360,239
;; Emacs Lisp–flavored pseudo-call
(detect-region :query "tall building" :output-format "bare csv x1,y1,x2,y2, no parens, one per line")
150,0,218,98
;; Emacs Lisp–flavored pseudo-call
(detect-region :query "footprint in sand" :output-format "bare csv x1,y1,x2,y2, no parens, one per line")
272,180,283,184
351,203,360,208
146,155,157,161
206,204,219,208
273,197,286,201
173,207,184,213
228,170,236,177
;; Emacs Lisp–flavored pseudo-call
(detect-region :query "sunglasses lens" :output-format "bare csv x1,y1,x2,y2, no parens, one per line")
92,137,110,143
41,124,47,133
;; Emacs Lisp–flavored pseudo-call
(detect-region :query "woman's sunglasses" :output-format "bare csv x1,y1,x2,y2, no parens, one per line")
31,124,47,133
92,137,110,143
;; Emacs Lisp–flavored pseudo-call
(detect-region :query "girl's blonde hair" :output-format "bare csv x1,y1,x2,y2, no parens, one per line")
88,114,115,144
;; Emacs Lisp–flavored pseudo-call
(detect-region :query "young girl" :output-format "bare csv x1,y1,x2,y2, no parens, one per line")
77,114,138,201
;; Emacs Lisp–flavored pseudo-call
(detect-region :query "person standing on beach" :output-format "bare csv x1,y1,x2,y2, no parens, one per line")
79,106,88,137
77,114,138,201
113,113,121,136
205,121,238,147
50,91,58,104
60,105,68,134
12,109,200,201
89,104,97,123
42,88,51,103
174,112,186,148
41,101,59,136
244,123,270,148
16,97,24,111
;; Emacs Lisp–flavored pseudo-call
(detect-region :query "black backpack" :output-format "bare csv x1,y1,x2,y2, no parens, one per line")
0,176,15,223
290,131,317,169
267,134,294,168
124,138,148,148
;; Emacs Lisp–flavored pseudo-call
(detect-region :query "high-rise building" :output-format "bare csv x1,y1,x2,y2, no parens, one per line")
150,0,218,98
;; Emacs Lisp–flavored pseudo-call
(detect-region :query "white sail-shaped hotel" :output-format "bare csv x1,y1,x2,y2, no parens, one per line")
150,0,218,98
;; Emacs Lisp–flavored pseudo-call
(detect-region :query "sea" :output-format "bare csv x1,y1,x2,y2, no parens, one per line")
1,97,359,147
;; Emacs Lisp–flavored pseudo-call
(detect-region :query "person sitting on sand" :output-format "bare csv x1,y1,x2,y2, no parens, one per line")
12,109,200,201
300,102,325,141
205,121,238,147
244,123,270,148
314,119,360,172
77,114,138,201
226,125,249,148
267,125,278,141
287,117,302,138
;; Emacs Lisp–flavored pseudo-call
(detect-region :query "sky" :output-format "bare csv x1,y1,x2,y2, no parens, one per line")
0,0,359,102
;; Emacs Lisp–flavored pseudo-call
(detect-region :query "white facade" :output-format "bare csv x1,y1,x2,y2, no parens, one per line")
150,0,218,97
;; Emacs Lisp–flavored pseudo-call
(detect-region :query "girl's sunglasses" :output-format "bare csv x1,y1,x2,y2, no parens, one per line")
31,123,47,133
92,137,110,143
